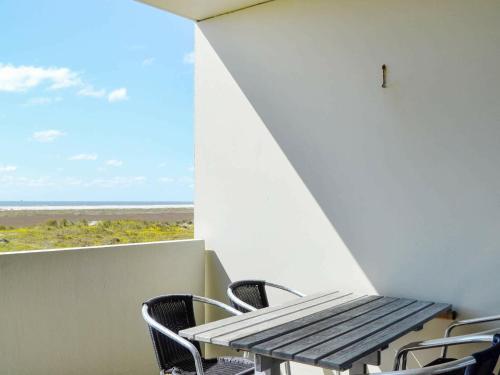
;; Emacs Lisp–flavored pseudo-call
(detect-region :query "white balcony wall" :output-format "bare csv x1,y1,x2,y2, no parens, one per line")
0,240,205,375
195,0,500,372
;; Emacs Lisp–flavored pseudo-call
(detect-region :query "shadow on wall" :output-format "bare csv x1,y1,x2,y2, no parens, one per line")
197,0,500,319
205,250,232,313
204,250,237,357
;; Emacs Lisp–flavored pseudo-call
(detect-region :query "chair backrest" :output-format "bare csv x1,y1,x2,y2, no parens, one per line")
144,294,201,372
229,280,269,312
466,334,500,375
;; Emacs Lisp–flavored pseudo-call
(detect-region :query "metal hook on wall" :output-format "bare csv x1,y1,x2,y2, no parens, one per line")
382,64,387,88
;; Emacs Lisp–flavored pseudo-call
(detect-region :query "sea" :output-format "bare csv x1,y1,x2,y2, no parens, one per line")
0,201,193,211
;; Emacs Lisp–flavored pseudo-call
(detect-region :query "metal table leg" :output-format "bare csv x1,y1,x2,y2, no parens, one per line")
349,361,367,374
255,354,284,375
347,351,381,375
255,350,380,375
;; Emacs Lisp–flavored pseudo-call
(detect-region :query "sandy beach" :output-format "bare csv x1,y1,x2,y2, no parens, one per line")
0,207,194,228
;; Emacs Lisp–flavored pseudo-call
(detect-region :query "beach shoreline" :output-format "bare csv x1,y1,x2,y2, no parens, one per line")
0,204,193,211
0,207,194,228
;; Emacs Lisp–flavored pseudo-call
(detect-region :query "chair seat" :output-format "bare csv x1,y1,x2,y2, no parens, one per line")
424,357,463,375
168,356,254,375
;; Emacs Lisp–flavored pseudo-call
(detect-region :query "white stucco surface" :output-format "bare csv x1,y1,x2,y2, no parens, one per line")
137,0,267,20
195,0,500,371
0,240,205,375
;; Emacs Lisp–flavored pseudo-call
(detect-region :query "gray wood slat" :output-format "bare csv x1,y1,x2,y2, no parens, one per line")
180,289,338,340
272,298,417,362
210,293,360,345
292,300,429,365
246,296,399,355
196,292,352,343
231,295,384,350
319,303,451,370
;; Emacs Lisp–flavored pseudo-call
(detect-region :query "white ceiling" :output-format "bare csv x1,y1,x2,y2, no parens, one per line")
136,0,270,21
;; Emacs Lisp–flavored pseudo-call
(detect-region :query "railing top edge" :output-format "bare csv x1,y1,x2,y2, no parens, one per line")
0,238,205,256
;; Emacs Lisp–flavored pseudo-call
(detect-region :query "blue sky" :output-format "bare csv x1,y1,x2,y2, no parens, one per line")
0,0,194,202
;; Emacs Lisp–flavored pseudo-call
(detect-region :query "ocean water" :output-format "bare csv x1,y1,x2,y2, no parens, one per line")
0,201,193,211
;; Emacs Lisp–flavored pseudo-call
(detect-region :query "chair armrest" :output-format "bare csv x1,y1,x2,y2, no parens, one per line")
442,314,500,357
265,281,306,297
444,315,500,337
394,329,500,370
357,356,476,375
142,305,205,375
193,295,243,316
226,281,305,313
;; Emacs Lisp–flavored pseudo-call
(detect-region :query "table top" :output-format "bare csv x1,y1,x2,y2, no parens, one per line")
179,290,451,371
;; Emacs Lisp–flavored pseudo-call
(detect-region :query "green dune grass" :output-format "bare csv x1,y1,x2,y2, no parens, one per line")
0,219,194,252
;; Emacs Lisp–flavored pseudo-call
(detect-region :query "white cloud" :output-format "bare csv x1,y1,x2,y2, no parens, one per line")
25,96,62,106
0,165,17,173
105,159,123,167
0,63,129,105
159,177,174,183
0,174,146,189
63,177,83,186
0,175,55,188
77,85,106,98
177,176,194,189
128,44,146,51
32,129,65,143
178,176,194,184
183,51,195,64
159,176,194,188
142,57,155,66
0,63,81,92
69,153,98,161
85,176,146,188
108,88,128,103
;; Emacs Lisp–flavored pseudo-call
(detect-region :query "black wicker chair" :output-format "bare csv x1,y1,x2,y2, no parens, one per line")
393,329,500,375
142,294,254,375
226,280,305,375
226,280,305,313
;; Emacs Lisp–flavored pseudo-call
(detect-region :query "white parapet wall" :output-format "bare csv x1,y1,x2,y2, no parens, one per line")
0,240,205,375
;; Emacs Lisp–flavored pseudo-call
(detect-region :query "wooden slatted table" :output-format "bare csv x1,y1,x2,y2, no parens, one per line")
179,291,451,375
